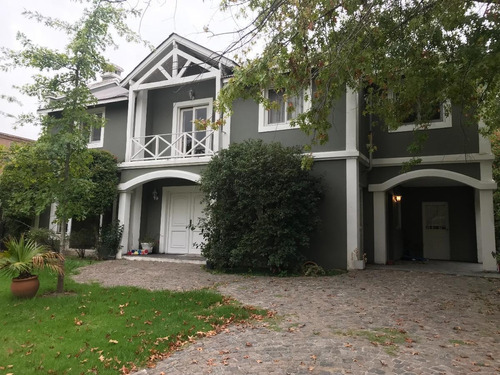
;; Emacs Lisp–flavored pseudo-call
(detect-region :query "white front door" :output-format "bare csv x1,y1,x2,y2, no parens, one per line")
160,187,204,255
422,202,450,260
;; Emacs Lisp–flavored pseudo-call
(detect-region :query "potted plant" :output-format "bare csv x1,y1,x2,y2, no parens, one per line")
140,236,156,254
0,235,64,298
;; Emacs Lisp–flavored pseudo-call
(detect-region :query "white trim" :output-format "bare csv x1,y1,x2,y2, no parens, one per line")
258,87,311,132
124,87,137,162
133,72,218,91
122,33,236,87
118,170,201,192
371,153,494,167
345,89,358,151
87,107,105,148
119,156,212,170
37,97,127,115
476,189,497,271
388,101,452,133
117,191,132,257
369,169,496,192
346,158,360,270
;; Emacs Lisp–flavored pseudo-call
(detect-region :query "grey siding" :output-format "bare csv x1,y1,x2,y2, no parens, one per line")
368,163,481,185
101,101,128,162
147,80,216,136
371,107,479,159
307,159,347,269
230,94,347,152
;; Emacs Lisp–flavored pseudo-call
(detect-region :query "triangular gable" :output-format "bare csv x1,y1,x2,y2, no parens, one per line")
122,33,237,89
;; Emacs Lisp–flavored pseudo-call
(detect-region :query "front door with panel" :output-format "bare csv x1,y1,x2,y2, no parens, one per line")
422,202,450,260
162,187,203,255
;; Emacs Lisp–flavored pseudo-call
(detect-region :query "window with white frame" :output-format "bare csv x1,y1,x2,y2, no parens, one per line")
173,98,213,156
389,98,452,133
87,108,105,148
258,88,311,132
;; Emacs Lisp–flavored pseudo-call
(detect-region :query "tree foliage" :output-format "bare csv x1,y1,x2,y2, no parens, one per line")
0,145,118,222
199,139,323,272
216,0,499,147
0,0,139,291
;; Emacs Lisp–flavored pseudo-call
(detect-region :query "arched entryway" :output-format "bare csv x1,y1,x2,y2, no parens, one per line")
116,170,202,258
368,169,497,271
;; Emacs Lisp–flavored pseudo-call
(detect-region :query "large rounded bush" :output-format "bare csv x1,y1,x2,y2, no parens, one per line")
199,139,323,272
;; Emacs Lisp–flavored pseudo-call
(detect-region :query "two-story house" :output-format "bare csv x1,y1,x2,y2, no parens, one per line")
83,33,497,272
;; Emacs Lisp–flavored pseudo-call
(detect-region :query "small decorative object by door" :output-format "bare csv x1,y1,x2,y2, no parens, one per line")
352,248,366,270
0,235,64,298
140,236,156,254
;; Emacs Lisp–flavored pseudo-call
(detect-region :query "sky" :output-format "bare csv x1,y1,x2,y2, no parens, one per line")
0,0,251,140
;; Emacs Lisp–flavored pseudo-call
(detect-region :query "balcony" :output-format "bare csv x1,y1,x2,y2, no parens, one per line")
130,130,215,162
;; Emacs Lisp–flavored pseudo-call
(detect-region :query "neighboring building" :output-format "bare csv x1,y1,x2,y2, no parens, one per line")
0,132,33,148
0,132,34,174
76,33,496,271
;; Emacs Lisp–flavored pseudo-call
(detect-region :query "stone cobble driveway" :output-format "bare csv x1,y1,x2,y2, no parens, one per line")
73,261,500,374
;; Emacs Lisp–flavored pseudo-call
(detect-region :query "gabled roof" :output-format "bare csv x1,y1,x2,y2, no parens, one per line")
121,33,237,88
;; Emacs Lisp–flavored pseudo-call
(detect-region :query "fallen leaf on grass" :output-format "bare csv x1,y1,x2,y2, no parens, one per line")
109,339,118,344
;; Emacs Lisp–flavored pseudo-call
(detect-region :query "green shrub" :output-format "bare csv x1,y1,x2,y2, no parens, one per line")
26,228,61,253
69,228,97,258
199,139,323,272
95,221,123,260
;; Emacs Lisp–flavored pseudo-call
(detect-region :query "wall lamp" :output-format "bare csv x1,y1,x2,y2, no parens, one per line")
152,188,159,201
392,194,402,203
189,89,195,100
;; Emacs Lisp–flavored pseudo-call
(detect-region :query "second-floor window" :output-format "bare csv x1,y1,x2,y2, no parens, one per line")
173,98,213,156
258,88,310,132
88,109,105,148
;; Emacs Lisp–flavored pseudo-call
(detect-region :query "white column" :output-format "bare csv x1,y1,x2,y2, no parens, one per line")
346,158,360,269
213,69,222,152
476,189,497,271
373,191,387,264
345,88,360,269
475,190,483,263
117,191,132,259
130,186,143,250
133,90,148,159
124,85,137,162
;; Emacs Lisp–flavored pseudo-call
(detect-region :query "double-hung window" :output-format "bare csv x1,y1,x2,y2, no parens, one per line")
258,88,310,132
388,94,452,133
87,108,105,148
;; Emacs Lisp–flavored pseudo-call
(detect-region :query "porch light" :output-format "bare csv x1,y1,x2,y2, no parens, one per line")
152,188,159,201
189,89,195,100
392,194,402,203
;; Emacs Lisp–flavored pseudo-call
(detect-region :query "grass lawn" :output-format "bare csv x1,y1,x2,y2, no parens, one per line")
0,259,266,374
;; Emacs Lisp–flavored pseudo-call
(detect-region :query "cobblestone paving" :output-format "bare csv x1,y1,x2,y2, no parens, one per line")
73,261,500,374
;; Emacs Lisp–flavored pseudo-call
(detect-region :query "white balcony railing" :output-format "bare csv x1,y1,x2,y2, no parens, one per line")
130,130,215,162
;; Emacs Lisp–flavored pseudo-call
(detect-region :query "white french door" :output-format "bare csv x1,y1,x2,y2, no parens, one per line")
160,187,204,255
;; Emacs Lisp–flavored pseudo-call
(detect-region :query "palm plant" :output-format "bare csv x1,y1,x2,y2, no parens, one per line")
0,235,64,279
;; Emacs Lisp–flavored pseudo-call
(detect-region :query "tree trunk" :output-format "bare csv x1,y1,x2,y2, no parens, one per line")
56,217,67,293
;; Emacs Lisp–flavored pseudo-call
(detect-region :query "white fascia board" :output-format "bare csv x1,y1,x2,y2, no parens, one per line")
371,153,494,167
118,157,212,170
38,96,127,115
